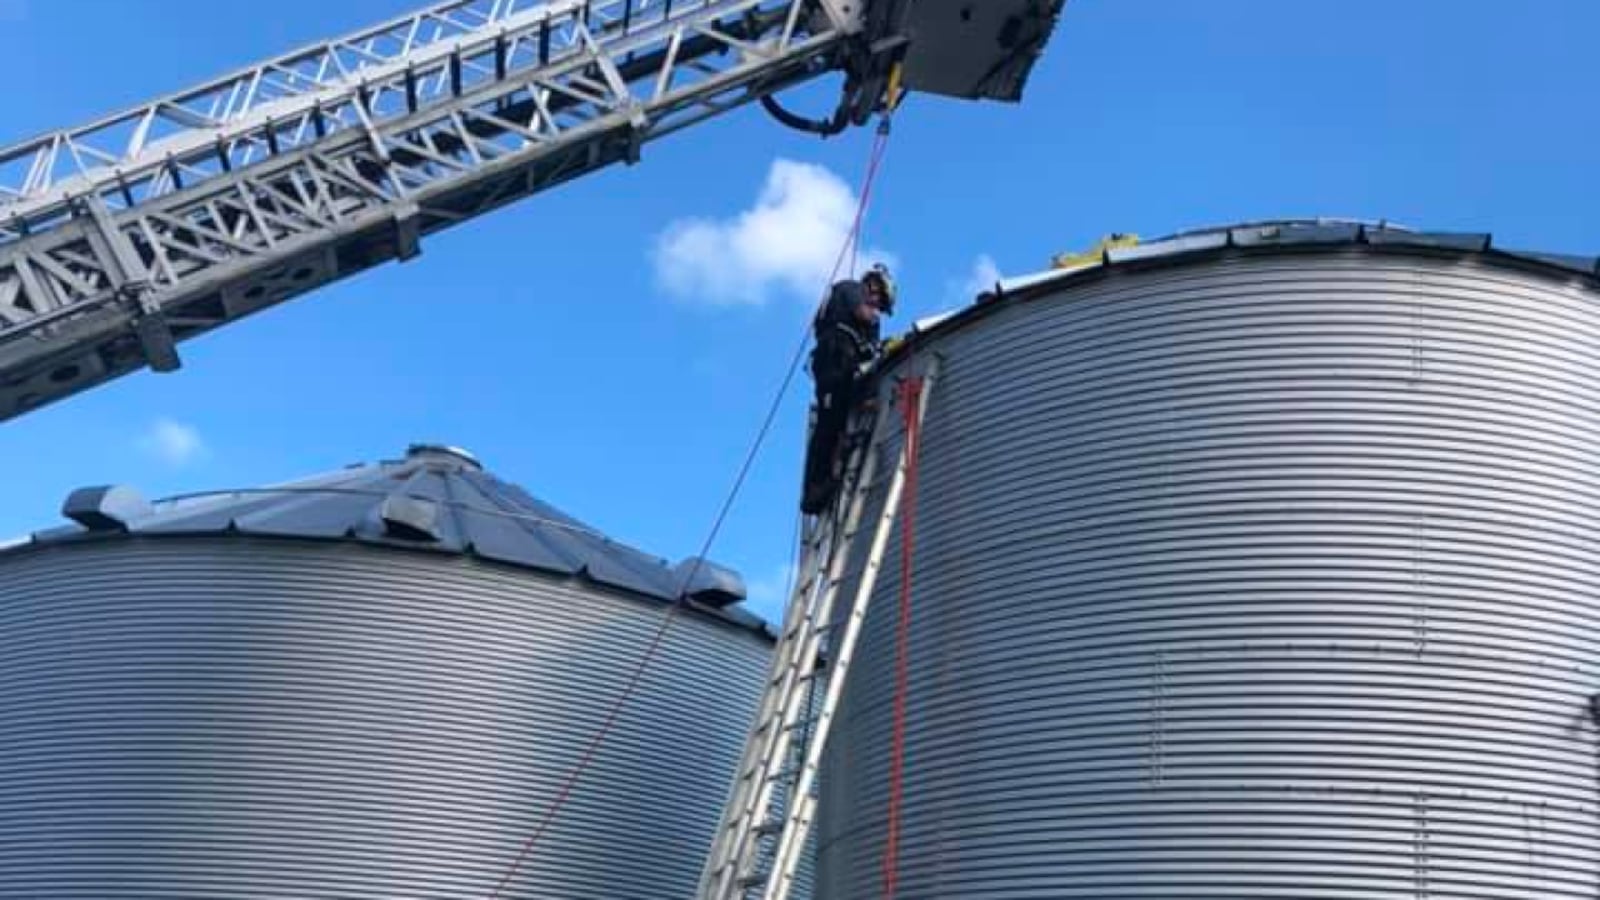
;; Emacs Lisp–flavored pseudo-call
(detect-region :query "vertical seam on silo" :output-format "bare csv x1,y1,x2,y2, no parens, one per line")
1151,651,1166,788
1414,516,1430,660
1411,280,1428,385
1413,790,1431,899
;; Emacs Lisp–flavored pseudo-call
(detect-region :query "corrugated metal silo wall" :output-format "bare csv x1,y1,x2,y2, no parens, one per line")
816,251,1600,898
0,538,773,899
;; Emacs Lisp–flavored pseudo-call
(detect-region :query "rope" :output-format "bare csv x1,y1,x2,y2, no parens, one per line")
483,116,896,900
880,373,925,900
848,118,892,279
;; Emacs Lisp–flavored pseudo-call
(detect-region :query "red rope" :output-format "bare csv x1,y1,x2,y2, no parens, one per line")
484,121,895,900
881,374,924,900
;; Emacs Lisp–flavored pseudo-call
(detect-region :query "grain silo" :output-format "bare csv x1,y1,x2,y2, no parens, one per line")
816,221,1600,897
0,443,773,900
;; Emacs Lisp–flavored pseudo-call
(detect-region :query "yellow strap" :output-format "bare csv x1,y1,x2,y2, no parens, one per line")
886,61,906,112
1052,233,1141,270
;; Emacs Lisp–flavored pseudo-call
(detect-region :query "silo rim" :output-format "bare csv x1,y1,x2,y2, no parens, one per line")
886,218,1599,363
0,531,775,641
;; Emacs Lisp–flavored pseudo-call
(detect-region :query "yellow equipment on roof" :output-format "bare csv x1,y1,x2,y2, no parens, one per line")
1051,233,1141,271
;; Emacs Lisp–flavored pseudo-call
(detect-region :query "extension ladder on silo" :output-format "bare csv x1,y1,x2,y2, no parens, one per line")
697,358,940,900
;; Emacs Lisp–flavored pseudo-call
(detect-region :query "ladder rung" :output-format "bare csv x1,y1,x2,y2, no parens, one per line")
779,622,837,649
779,621,816,643
861,471,897,491
780,618,837,643
751,711,821,741
738,755,779,779
768,668,820,692
775,758,821,786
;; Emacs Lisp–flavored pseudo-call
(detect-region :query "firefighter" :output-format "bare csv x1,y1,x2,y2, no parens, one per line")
801,263,897,515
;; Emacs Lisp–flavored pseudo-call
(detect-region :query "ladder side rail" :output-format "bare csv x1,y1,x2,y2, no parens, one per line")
712,538,849,897
0,1,852,421
704,428,889,897
701,397,897,900
699,529,837,896
761,360,939,900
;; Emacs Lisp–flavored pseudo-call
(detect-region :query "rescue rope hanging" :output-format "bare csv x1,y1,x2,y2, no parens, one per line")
849,60,903,276
482,112,897,900
849,118,893,280
881,371,926,900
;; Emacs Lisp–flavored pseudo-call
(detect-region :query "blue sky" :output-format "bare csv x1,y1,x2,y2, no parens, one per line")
0,0,1595,622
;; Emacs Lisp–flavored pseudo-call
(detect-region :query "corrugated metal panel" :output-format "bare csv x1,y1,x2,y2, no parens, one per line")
818,251,1600,897
0,538,770,899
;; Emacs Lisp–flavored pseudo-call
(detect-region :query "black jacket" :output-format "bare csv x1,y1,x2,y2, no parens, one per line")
811,279,881,387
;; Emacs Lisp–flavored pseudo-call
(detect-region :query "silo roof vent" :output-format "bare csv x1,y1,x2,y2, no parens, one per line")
61,485,151,532
675,557,748,608
378,494,442,542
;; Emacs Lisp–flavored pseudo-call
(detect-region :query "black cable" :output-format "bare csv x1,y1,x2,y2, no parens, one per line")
761,93,851,136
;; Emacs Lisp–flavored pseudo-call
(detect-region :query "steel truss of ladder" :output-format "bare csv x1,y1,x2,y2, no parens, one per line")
0,0,868,421
699,356,939,900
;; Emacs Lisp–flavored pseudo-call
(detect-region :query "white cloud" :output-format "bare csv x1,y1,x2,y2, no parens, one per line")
138,418,207,467
653,159,893,307
955,254,1003,300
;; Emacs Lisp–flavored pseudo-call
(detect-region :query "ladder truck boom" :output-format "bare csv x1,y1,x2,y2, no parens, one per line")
0,0,1064,422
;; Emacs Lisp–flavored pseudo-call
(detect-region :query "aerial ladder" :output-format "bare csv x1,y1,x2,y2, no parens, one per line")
0,0,1064,422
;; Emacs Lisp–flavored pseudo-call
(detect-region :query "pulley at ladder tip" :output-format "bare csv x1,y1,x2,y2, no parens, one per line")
761,43,908,138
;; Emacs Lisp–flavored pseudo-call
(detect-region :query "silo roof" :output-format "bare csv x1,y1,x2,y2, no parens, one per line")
12,443,766,632
895,218,1599,350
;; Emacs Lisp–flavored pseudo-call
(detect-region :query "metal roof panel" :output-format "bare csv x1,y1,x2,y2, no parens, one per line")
1365,229,1492,252
17,444,750,616
1106,232,1227,264
1232,222,1363,247
1495,249,1600,277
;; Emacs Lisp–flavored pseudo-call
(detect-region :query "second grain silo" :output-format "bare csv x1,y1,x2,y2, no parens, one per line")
0,444,772,899
816,221,1600,898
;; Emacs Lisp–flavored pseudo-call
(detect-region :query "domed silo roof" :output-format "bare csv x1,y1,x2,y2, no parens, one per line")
0,443,771,899
817,221,1600,898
